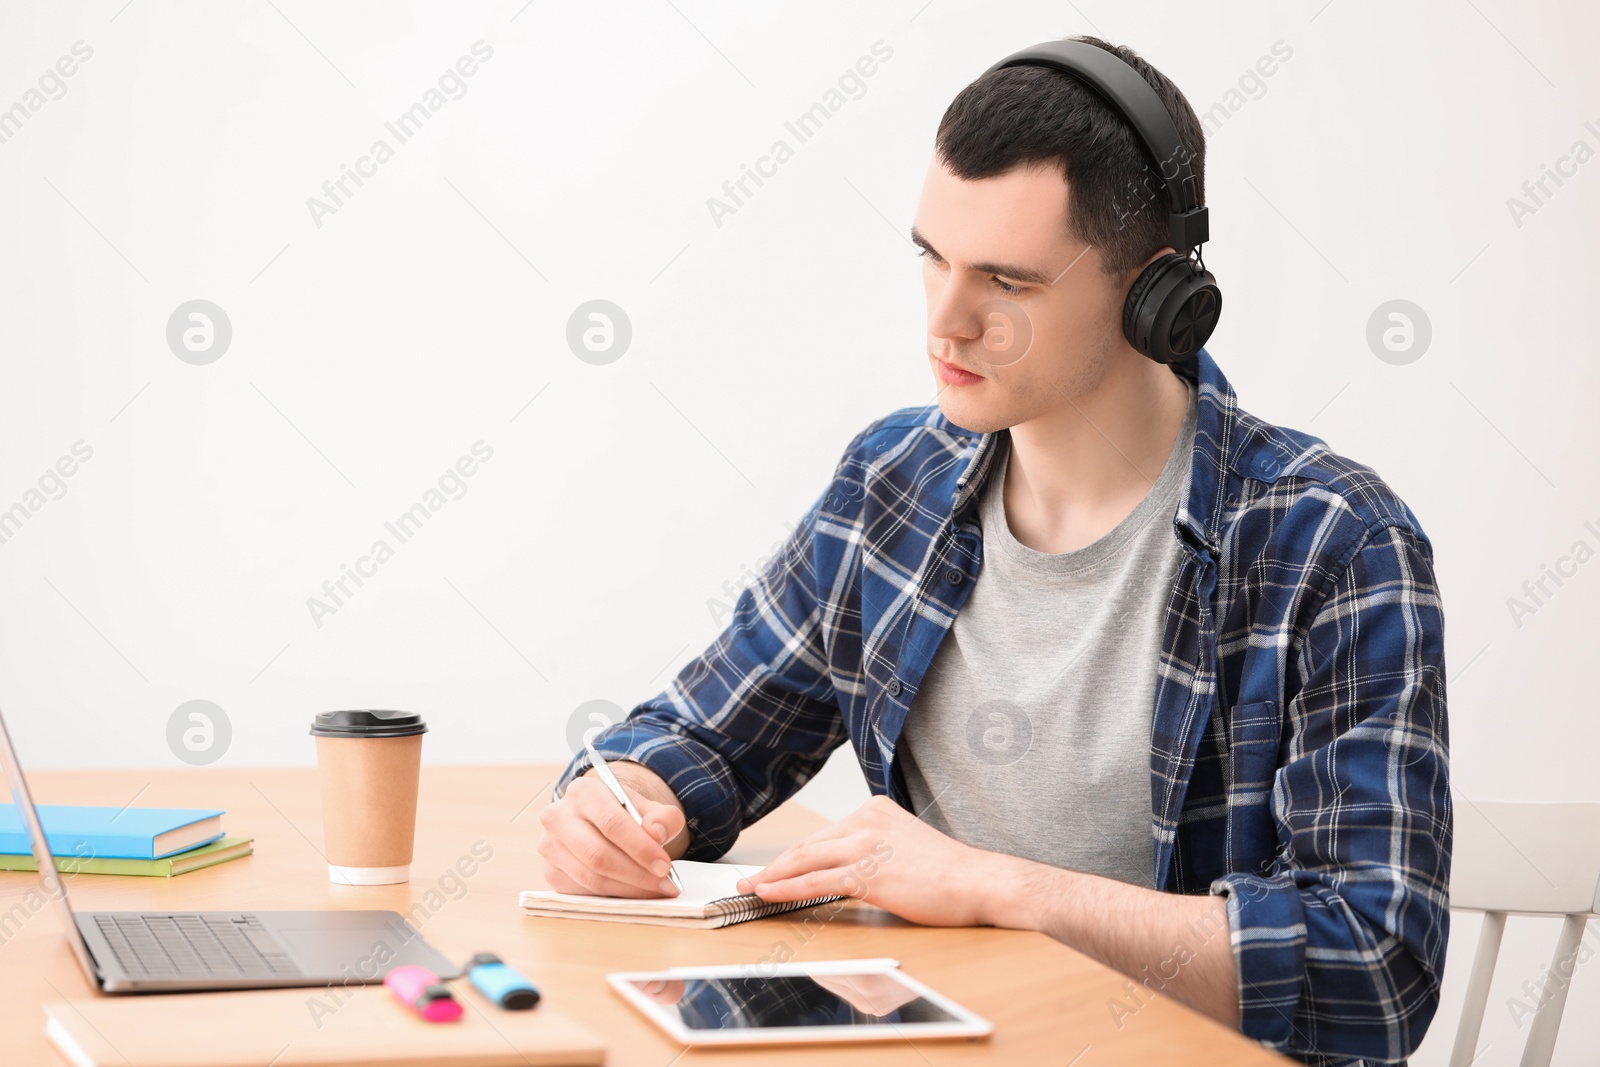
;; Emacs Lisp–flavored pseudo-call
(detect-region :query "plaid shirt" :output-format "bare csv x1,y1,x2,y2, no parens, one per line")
557,348,1451,1066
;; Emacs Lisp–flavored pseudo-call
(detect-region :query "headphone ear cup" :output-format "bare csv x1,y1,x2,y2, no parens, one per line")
1122,254,1222,364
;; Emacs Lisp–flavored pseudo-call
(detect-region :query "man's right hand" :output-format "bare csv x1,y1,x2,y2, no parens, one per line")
536,761,689,898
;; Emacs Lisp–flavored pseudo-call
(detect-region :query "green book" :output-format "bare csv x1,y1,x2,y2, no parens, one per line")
0,835,253,877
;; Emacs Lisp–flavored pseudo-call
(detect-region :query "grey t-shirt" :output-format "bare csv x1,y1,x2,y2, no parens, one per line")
896,381,1197,888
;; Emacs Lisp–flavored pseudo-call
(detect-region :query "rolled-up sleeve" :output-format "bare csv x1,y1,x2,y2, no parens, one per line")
1209,522,1451,1064
552,442,864,860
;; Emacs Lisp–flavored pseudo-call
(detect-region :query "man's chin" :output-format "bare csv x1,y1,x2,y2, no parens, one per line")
933,390,1008,434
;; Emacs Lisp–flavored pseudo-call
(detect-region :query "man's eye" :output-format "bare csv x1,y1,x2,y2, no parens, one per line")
917,249,1022,295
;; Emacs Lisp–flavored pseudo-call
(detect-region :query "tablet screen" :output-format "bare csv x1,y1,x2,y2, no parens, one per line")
623,971,961,1031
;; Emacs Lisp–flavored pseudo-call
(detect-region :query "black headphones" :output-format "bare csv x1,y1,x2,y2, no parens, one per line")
982,41,1221,364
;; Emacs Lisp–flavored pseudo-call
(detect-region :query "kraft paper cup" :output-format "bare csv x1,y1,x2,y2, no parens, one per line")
310,710,426,885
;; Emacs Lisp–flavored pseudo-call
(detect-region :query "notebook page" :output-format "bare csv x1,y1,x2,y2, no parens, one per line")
519,860,765,918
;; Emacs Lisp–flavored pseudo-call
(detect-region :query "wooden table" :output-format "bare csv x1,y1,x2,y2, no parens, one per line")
0,765,1291,1065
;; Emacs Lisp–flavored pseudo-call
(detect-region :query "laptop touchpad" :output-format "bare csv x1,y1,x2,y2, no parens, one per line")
269,919,458,979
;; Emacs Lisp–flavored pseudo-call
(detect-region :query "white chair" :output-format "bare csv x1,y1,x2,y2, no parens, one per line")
1448,798,1600,1067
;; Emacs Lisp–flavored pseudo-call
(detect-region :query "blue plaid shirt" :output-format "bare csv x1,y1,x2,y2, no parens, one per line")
557,348,1451,1066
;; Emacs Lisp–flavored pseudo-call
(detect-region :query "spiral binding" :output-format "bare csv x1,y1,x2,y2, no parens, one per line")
706,892,848,927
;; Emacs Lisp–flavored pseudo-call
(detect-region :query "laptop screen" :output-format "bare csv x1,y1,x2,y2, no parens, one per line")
0,706,102,984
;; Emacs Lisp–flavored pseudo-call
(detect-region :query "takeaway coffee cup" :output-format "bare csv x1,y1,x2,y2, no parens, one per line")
310,710,427,885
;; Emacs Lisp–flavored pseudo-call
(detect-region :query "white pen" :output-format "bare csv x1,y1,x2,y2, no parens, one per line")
582,739,684,892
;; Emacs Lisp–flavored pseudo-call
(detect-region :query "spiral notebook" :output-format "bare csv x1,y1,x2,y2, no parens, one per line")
519,860,845,928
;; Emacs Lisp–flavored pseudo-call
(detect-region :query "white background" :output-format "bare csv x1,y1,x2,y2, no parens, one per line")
0,1,1596,1062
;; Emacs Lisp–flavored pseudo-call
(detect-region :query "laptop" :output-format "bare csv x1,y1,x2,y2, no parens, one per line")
0,705,462,992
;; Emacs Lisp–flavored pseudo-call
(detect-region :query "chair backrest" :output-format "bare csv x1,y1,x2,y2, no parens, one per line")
1447,798,1600,1067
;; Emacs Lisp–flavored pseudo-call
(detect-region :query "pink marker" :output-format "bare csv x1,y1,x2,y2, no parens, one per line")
384,965,463,1022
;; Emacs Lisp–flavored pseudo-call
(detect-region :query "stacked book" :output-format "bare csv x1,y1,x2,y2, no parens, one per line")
0,804,252,877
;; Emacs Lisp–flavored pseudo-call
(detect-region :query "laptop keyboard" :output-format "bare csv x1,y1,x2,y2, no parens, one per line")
93,914,303,979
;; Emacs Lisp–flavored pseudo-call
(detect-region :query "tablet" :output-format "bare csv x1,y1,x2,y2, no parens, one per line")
607,957,994,1046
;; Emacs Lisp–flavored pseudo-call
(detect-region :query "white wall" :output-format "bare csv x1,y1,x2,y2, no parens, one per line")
1,1,1595,1062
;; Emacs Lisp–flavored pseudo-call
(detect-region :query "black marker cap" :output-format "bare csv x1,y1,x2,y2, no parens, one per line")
500,986,540,1010
417,983,457,1010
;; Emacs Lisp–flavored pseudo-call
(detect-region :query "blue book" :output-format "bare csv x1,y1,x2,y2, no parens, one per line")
0,804,225,860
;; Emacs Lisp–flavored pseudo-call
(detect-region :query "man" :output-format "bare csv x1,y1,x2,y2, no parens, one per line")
539,35,1450,1067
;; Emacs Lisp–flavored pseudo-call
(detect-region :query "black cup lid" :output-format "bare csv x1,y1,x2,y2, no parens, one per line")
309,710,428,738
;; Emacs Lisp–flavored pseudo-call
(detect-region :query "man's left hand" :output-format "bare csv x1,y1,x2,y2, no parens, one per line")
733,794,993,927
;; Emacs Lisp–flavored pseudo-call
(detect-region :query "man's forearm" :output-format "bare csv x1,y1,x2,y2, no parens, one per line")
975,851,1240,1029
580,758,692,859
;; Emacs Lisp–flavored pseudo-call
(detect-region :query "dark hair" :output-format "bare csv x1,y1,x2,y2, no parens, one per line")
934,35,1205,284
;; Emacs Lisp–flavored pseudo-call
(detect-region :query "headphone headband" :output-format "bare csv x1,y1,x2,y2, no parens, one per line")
982,41,1208,255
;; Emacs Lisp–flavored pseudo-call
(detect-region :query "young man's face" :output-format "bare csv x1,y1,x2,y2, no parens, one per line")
912,155,1138,434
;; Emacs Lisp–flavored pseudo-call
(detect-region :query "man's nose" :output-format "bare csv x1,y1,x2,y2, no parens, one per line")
927,274,985,343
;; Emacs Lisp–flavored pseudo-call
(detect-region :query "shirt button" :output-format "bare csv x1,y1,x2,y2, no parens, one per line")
945,567,964,585
886,678,902,697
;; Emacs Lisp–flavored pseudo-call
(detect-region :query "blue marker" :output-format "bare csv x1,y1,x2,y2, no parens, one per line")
465,952,540,1010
